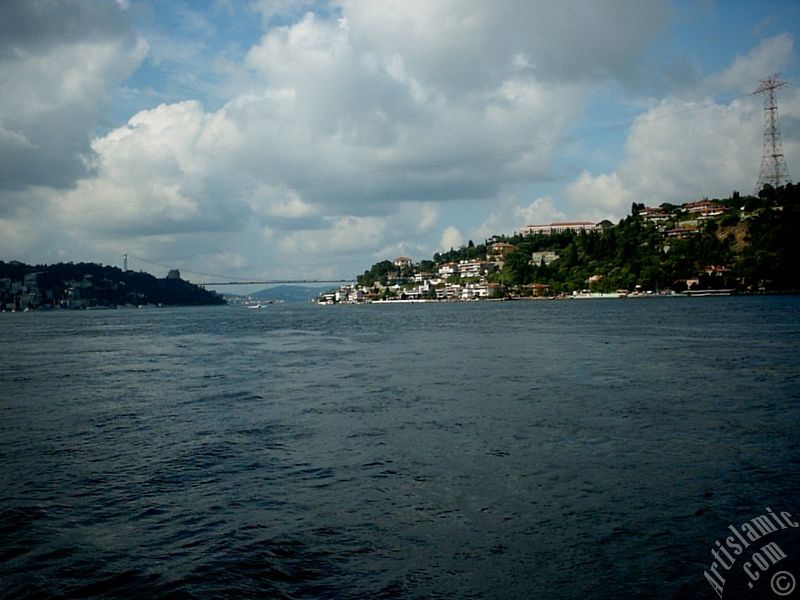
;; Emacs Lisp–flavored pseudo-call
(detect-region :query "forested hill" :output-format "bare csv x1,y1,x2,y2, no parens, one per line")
355,184,800,296
490,185,799,293
0,261,226,310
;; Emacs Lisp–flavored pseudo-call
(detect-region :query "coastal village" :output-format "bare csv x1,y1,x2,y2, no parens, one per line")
316,189,796,304
1,185,795,310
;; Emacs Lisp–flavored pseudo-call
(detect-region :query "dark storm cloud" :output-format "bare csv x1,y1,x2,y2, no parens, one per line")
0,0,142,192
0,0,131,56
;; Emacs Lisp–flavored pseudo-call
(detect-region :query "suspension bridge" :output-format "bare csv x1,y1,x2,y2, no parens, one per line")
123,255,354,288
193,279,354,287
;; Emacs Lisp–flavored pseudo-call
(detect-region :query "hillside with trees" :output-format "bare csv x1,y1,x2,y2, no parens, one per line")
0,261,226,310
496,184,798,294
345,184,799,301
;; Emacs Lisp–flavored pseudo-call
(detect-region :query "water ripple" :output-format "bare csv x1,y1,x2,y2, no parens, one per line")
1,299,799,598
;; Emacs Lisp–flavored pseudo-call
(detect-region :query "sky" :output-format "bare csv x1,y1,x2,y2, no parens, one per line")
1,0,799,284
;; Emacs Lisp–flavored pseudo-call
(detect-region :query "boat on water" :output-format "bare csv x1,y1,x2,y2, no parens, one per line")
572,292,624,299
245,299,279,308
684,289,736,297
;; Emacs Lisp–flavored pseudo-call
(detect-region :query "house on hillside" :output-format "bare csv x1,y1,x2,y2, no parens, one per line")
682,200,727,220
488,242,515,256
531,251,559,266
665,226,700,240
458,259,493,279
487,242,515,267
437,262,459,278
638,207,672,223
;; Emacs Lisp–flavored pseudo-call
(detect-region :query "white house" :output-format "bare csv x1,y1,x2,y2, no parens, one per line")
531,251,559,266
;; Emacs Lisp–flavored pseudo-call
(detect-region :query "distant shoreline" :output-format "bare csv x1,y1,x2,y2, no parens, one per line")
315,290,799,306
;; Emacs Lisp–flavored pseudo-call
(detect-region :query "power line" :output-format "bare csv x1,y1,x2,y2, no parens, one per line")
126,254,266,282
126,254,352,285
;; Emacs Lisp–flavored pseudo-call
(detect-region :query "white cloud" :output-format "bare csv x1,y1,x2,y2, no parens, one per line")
565,171,633,220
439,226,464,251
514,196,567,225
0,2,146,192
248,186,317,220
565,97,768,213
563,34,800,218
40,2,614,262
277,215,387,257
711,33,794,93
4,1,795,280
416,203,439,233
197,251,249,273
54,100,234,236
342,0,671,89
230,2,656,213
474,195,567,239
251,0,313,21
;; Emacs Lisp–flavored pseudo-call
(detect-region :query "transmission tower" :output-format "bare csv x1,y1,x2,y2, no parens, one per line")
754,74,791,194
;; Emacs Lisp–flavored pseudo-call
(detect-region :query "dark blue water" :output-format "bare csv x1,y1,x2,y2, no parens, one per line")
1,297,799,599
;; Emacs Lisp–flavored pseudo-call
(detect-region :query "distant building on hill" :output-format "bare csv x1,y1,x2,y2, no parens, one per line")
638,207,672,223
665,226,700,240
458,259,493,278
531,251,559,266
681,200,727,220
521,222,599,236
437,262,459,277
487,242,515,266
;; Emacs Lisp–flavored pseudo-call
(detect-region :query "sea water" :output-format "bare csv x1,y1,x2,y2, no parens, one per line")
1,297,799,598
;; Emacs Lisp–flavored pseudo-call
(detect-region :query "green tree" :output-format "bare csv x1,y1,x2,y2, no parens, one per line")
500,250,533,285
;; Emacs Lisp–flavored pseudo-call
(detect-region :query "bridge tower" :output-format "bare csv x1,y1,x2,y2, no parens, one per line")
754,74,791,194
